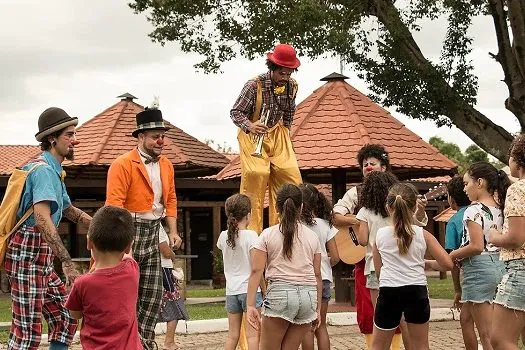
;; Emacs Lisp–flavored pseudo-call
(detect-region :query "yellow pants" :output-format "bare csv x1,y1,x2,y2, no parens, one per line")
237,122,302,234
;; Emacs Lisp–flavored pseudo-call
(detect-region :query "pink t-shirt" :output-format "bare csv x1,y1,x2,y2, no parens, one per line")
253,223,321,285
65,257,142,350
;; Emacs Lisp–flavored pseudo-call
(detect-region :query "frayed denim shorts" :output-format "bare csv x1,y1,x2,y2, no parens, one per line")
461,253,505,303
262,280,317,324
494,258,525,312
226,292,263,313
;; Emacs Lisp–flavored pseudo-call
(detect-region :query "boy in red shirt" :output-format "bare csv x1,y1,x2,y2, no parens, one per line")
66,206,142,350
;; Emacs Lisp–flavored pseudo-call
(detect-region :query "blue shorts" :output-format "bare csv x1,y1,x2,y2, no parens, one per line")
263,281,317,325
226,292,263,313
495,259,525,312
322,280,331,301
461,253,504,303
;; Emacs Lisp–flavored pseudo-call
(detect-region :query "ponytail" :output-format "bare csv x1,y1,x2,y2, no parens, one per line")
226,216,239,249
496,169,511,212
277,184,303,260
386,184,418,255
224,193,252,250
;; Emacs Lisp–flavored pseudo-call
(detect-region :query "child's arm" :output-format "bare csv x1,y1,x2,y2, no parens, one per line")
68,310,83,320
250,249,267,296
424,230,453,271
326,237,340,266
489,216,525,249
372,243,382,279
451,264,462,310
357,220,369,247
159,241,176,260
424,259,444,271
449,221,483,260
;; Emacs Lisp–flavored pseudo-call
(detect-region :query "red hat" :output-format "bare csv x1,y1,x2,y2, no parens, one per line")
266,44,301,69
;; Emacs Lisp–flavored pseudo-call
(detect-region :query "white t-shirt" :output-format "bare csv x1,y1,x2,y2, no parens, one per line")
375,225,427,287
306,218,338,282
216,229,260,295
460,202,503,254
356,207,390,275
158,225,173,268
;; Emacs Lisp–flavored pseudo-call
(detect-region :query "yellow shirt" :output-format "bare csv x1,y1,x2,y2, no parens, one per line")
500,179,525,260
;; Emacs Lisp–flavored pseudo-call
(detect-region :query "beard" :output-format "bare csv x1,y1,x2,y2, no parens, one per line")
65,149,74,161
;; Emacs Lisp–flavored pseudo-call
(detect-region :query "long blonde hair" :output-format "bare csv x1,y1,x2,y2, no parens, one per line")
386,183,418,255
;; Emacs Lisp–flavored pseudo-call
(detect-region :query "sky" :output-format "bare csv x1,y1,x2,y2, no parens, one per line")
0,1,520,154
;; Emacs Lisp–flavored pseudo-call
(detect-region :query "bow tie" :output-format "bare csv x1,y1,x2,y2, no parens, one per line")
144,157,159,164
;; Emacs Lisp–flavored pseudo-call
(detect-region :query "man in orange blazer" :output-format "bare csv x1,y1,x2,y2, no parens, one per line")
106,101,182,349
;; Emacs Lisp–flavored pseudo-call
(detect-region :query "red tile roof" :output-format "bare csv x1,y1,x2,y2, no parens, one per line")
0,145,41,175
217,74,457,180
433,207,456,222
67,96,230,176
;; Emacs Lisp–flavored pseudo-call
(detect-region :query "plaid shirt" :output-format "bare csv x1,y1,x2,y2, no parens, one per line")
230,72,297,133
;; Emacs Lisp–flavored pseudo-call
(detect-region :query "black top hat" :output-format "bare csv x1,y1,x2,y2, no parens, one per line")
132,108,170,138
35,107,78,142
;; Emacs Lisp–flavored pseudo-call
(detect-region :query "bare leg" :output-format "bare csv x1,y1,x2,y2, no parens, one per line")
260,316,290,350
470,302,494,350
405,322,430,350
314,301,330,350
459,303,478,350
281,323,312,350
399,318,411,350
225,312,243,350
163,320,178,350
301,328,315,350
371,326,395,350
490,304,525,350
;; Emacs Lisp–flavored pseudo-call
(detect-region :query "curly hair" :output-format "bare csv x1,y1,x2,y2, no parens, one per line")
225,194,251,249
266,59,299,72
299,183,333,227
509,133,525,170
357,144,391,171
359,171,399,217
446,175,470,207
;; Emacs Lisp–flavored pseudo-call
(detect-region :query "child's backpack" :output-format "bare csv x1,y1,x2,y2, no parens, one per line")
0,162,45,269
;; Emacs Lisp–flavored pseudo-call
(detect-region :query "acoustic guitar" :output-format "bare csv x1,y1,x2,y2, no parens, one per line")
334,183,448,265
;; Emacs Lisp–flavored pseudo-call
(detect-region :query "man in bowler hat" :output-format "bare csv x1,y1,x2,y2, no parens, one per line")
106,100,182,349
4,107,92,349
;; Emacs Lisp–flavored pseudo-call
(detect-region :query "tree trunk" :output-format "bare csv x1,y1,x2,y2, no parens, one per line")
358,0,515,162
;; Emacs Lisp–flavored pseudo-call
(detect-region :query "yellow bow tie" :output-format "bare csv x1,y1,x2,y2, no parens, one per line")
274,85,286,95
61,170,66,181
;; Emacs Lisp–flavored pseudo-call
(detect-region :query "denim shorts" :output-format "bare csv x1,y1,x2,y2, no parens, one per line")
226,292,263,313
263,281,317,324
461,253,505,303
366,272,379,290
494,259,525,312
322,280,331,301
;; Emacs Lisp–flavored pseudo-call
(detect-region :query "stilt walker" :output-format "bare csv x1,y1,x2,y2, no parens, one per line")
230,43,303,349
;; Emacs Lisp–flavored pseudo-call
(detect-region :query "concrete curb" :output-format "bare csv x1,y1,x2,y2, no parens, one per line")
20,308,460,345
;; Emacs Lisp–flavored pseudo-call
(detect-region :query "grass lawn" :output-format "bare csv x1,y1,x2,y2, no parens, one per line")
186,288,225,298
427,276,455,300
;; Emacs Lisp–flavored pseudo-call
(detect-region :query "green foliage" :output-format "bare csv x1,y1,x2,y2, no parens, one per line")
430,136,505,173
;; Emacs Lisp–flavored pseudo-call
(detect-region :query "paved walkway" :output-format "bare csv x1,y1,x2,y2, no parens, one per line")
54,320,468,350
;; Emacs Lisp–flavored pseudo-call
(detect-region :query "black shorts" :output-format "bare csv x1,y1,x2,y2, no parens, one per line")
374,285,430,330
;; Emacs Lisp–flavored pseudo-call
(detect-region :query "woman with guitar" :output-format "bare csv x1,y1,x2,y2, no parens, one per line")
332,144,428,350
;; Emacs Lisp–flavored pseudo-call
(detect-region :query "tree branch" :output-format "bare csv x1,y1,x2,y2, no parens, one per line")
365,0,513,161
508,0,525,79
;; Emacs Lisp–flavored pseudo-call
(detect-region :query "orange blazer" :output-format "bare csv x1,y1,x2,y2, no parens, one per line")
105,148,177,217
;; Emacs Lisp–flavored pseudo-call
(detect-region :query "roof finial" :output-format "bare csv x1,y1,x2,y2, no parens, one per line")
320,72,349,81
116,93,138,101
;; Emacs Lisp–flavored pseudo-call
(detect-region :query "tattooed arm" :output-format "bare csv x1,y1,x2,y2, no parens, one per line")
63,205,92,229
34,201,80,285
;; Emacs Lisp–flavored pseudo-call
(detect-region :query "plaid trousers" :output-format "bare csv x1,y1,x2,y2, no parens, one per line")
4,225,77,350
133,219,163,348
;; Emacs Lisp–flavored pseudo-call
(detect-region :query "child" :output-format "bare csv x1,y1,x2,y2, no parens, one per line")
489,134,525,349
65,206,142,350
449,162,510,350
445,176,477,350
158,223,188,350
246,184,322,350
299,183,340,350
356,171,399,308
372,183,453,350
217,194,264,350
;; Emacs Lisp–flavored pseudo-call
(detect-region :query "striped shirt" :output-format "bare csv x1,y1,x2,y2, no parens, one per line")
230,72,297,133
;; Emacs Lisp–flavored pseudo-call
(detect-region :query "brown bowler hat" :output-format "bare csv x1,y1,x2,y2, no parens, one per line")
35,107,78,142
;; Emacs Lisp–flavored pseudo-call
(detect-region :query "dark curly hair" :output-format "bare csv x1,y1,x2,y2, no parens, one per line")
359,171,399,217
225,194,251,249
266,59,299,72
446,175,470,207
509,133,525,170
467,162,511,212
299,183,333,227
357,144,391,171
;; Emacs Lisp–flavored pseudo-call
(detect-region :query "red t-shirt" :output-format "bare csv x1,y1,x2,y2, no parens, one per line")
66,257,142,350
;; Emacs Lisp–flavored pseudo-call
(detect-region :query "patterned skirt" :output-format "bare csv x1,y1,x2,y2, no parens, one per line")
158,267,189,322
